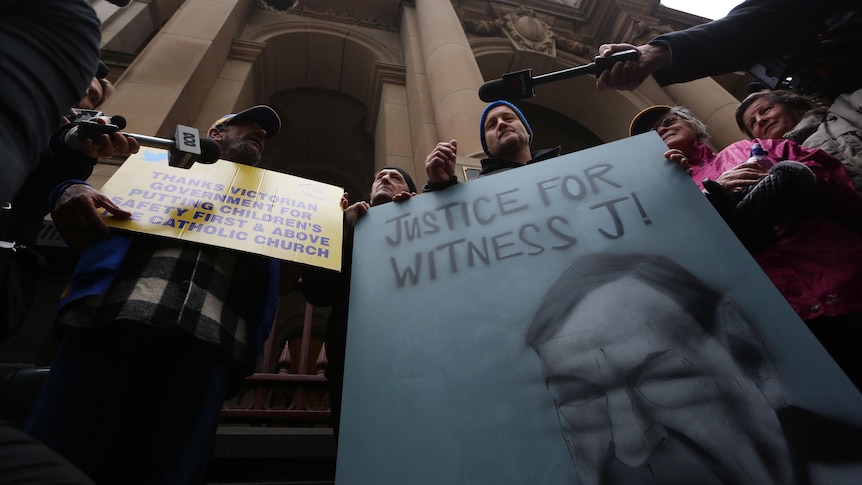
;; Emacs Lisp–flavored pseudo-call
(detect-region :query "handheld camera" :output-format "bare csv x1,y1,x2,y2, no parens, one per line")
68,109,121,140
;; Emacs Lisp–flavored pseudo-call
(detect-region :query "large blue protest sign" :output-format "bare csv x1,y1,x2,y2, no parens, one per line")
338,134,862,484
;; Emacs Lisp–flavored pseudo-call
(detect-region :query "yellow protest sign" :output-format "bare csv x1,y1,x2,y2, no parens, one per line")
100,148,344,271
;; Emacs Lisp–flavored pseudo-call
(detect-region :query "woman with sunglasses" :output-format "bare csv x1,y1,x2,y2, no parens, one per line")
629,105,717,180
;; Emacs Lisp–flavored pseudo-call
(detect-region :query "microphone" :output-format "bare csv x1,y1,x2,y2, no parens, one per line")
478,49,640,102
71,114,221,168
132,132,221,168
105,0,133,7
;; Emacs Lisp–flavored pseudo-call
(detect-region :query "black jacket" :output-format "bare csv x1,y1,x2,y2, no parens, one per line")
0,125,96,246
649,0,859,96
422,147,561,192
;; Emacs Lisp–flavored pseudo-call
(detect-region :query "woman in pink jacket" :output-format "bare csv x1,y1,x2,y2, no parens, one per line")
632,104,862,391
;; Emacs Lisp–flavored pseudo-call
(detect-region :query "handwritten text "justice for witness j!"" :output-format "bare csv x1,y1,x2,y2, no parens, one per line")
384,164,654,287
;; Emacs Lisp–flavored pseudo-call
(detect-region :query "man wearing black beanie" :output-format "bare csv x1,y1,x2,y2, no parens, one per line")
302,166,416,439
370,166,417,205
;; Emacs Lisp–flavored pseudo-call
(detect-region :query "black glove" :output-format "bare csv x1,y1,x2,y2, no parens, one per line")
735,161,816,229
702,161,816,250
702,178,740,224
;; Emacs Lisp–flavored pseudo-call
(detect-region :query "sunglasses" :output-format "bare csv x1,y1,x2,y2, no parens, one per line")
651,115,679,130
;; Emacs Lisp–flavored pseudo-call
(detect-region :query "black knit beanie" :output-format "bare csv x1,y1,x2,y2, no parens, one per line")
382,166,417,193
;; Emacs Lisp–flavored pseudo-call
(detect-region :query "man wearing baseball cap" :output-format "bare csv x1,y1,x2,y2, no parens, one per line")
422,100,560,192
209,105,281,166
27,105,286,484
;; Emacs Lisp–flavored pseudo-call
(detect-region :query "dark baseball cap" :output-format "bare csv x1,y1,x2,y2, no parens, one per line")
211,105,282,138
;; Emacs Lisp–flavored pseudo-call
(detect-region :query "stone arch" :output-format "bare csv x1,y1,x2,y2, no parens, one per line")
239,18,405,199
259,87,375,202
243,20,401,112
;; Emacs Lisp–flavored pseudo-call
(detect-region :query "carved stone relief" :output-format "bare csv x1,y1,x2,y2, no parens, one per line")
627,17,674,44
553,33,595,58
501,7,556,55
462,5,599,60
256,0,394,30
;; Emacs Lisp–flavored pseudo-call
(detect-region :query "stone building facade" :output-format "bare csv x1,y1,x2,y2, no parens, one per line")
1,0,754,369
93,0,745,199
0,2,752,480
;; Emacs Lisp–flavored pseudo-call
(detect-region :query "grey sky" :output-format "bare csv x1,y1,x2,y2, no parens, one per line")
662,0,743,20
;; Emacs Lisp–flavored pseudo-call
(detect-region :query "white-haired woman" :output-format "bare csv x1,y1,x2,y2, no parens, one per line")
629,104,716,180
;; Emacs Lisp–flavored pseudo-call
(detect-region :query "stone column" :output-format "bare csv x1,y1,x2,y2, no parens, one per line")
193,39,265,132
100,0,253,138
415,0,487,158
372,64,415,175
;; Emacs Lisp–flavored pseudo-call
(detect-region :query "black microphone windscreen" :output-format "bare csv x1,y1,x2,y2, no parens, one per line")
478,79,506,102
105,0,132,7
110,115,127,130
198,138,222,164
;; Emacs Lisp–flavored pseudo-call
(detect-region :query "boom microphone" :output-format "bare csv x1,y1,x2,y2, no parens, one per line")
478,49,640,102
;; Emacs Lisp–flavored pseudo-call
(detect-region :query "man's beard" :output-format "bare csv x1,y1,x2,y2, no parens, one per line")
223,139,262,166
493,132,528,159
